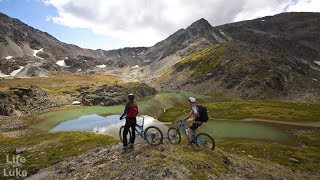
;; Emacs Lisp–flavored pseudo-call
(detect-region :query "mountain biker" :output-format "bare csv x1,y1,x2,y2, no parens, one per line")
120,93,139,149
184,97,202,144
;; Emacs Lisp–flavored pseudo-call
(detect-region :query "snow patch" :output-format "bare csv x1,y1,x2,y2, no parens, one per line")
5,56,13,60
33,48,44,59
137,51,145,56
56,60,69,67
260,19,266,22
314,61,320,66
10,66,24,76
212,32,225,43
132,65,139,68
97,64,107,68
0,66,24,77
77,69,82,72
311,78,318,82
0,71,10,78
219,31,232,41
72,101,81,105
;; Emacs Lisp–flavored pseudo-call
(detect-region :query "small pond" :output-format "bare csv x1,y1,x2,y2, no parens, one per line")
50,115,168,139
49,114,294,143
201,121,293,143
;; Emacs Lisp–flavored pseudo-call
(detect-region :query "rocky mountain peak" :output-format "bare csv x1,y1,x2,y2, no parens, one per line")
188,18,212,29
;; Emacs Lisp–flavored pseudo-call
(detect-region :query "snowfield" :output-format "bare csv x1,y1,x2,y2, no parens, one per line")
10,66,24,76
33,48,44,59
5,56,13,60
56,60,69,67
0,66,24,77
97,64,107,68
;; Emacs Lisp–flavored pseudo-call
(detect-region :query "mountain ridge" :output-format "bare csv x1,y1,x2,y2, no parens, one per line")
1,12,319,101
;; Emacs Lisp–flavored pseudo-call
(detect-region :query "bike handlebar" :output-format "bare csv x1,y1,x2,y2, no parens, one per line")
176,120,185,124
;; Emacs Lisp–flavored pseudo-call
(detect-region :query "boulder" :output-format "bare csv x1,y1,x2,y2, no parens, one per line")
0,86,57,116
15,147,27,154
82,94,104,106
80,84,157,106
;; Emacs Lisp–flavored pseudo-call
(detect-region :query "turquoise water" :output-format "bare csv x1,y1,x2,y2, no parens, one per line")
50,114,122,132
50,114,293,142
49,115,168,139
201,121,292,142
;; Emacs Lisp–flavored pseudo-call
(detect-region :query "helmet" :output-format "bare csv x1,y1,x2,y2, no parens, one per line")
128,93,135,101
188,97,196,103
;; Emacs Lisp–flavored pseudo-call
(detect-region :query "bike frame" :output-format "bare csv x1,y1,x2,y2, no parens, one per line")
176,120,196,141
121,116,163,146
134,116,145,138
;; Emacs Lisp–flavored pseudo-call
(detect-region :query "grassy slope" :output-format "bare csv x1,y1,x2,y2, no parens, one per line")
156,44,228,86
175,44,227,75
206,101,320,122
0,75,121,95
0,131,118,178
219,130,320,172
159,101,320,122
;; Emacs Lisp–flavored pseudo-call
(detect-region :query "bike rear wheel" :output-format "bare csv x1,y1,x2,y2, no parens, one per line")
167,128,181,144
144,126,163,146
196,133,215,150
119,126,131,143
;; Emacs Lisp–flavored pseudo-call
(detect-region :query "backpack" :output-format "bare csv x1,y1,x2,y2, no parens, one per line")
127,103,138,118
197,105,208,122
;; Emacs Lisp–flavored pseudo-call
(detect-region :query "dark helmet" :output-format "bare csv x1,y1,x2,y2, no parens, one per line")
128,93,135,101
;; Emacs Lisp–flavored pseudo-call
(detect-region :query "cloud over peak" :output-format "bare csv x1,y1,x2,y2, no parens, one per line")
44,0,320,47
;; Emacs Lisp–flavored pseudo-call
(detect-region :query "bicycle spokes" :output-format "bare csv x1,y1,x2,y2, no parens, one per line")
196,133,215,150
167,128,181,144
145,126,163,146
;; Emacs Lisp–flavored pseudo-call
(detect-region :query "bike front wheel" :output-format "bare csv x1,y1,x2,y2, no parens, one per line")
144,126,163,146
119,126,131,143
167,128,181,144
196,133,215,150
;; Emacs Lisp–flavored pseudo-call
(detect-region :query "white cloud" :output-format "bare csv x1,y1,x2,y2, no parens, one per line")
285,0,320,12
233,1,290,22
44,0,319,48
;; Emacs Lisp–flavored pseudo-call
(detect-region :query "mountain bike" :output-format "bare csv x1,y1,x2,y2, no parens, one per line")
119,116,163,146
167,120,215,150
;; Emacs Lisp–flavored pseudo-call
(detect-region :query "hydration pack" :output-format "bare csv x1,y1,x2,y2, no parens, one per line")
197,105,208,122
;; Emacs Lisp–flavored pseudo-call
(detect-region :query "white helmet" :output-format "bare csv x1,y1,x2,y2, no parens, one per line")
188,97,196,103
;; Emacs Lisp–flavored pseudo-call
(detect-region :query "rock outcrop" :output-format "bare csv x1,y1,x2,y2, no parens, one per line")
81,84,157,106
0,86,58,116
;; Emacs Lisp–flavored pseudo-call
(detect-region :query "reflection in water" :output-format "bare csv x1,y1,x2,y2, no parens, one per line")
50,115,168,139
49,114,294,143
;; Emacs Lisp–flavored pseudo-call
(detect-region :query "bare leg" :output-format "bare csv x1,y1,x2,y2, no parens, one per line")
187,128,193,142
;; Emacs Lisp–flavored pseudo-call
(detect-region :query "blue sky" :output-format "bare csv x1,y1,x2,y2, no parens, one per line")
0,0,126,50
0,0,319,50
